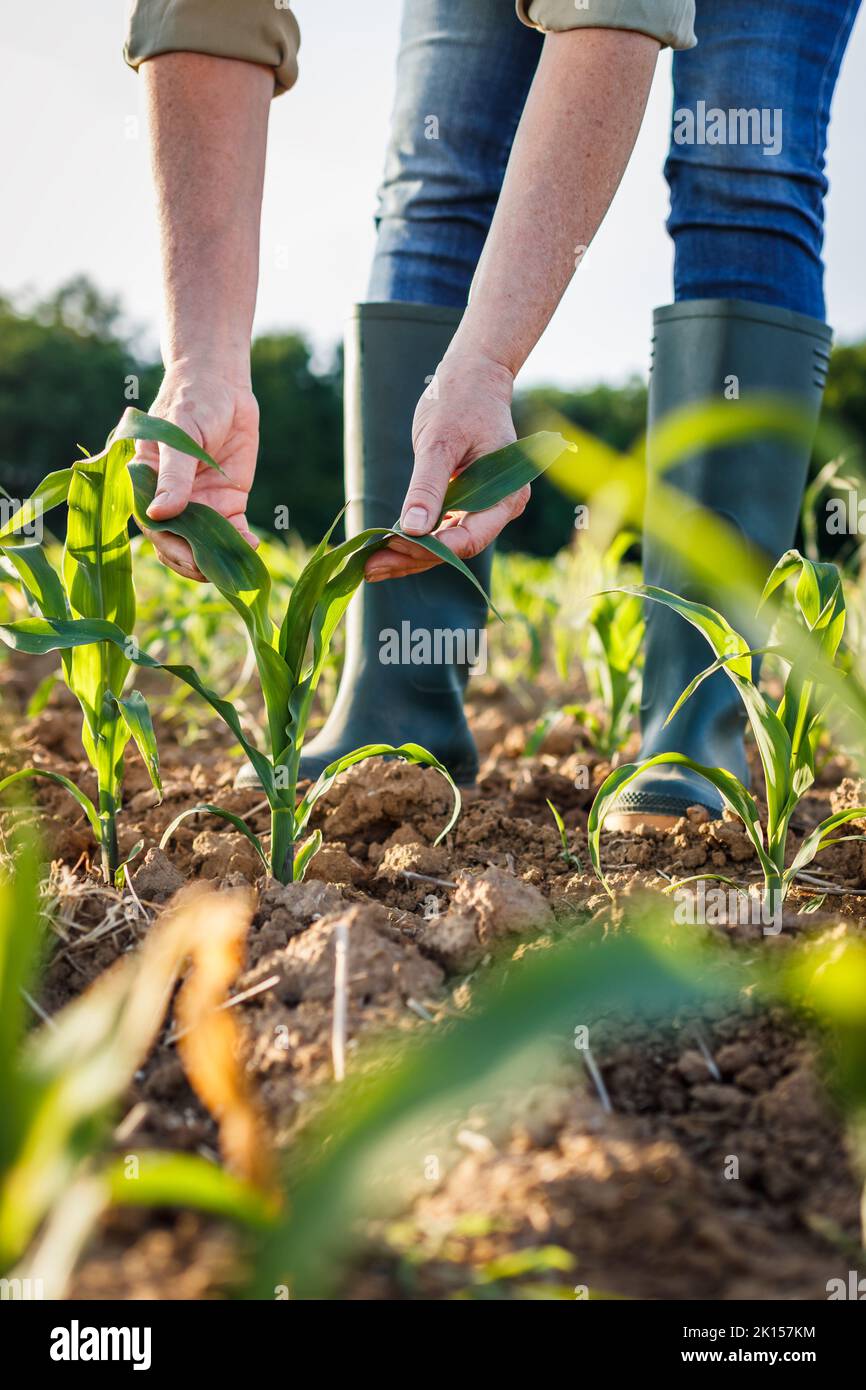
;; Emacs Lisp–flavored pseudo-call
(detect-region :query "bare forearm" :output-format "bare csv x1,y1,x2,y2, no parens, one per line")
142,52,272,380
450,28,660,378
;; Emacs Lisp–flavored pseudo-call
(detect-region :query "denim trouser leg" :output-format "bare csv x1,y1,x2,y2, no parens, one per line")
367,0,542,307
666,0,861,318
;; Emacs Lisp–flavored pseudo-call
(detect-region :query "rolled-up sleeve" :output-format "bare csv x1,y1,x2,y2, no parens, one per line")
516,0,696,50
125,0,301,95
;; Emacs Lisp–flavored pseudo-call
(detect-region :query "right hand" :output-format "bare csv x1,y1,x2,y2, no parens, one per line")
132,363,260,581
363,349,527,583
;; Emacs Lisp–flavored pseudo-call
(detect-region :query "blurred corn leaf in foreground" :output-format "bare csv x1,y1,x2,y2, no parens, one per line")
251,914,742,1299
0,850,273,1295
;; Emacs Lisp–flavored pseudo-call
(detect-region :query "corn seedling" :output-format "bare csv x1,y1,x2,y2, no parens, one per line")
576,584,644,758
588,551,866,917
0,420,218,881
546,798,582,871
1,411,573,884
525,534,642,759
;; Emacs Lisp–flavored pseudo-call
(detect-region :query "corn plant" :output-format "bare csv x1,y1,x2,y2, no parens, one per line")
132,530,318,746
525,533,643,759
575,583,644,758
1,411,572,884
588,551,866,916
546,799,582,871
0,419,219,881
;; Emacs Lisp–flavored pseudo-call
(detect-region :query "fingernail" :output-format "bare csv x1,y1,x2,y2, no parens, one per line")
401,505,428,533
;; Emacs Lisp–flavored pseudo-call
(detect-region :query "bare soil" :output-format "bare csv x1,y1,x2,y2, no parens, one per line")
4,671,865,1301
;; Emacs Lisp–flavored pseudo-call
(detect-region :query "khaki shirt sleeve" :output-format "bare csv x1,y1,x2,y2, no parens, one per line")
516,0,696,50
125,0,301,95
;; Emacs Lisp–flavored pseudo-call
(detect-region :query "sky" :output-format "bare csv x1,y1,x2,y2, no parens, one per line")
1,1,864,387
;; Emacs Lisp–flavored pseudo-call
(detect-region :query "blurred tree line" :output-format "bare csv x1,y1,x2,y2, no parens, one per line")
0,278,344,541
2,277,865,556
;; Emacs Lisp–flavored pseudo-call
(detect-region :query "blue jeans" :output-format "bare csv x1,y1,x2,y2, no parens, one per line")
368,0,860,321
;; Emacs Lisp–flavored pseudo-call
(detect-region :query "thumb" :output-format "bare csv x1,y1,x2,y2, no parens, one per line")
399,437,456,536
146,439,199,521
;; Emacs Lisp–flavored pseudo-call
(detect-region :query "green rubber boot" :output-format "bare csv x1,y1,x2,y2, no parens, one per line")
606,298,832,829
236,302,492,790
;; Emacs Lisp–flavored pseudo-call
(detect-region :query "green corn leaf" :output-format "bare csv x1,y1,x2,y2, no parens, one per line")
0,768,101,842
587,753,773,897
801,457,859,562
113,691,162,801
282,431,570,692
546,798,581,869
760,551,847,780
114,840,145,890
661,872,748,895
783,806,866,888
293,830,323,882
295,742,462,845
129,462,290,757
159,804,268,870
0,616,124,656
275,501,350,666
389,522,501,619
129,462,273,645
0,543,72,686
610,585,794,840
761,549,846,650
0,543,67,622
112,406,224,474
287,541,390,753
279,527,388,675
0,616,277,802
437,432,574,519
252,923,736,1298
0,468,74,545
104,1151,273,1228
25,670,58,718
63,439,137,799
133,659,276,800
615,584,753,679
0,825,43,1118
649,396,819,479
664,646,777,727
546,798,567,843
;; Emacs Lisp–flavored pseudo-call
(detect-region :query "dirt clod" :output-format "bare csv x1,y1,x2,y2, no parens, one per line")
131,847,186,902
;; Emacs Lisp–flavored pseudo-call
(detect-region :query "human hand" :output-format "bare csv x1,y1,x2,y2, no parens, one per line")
363,351,528,582
132,362,259,581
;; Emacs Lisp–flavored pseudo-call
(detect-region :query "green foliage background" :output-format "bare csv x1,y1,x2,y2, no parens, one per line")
1,277,864,556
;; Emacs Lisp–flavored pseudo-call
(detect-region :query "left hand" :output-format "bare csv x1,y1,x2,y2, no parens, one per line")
363,351,528,583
